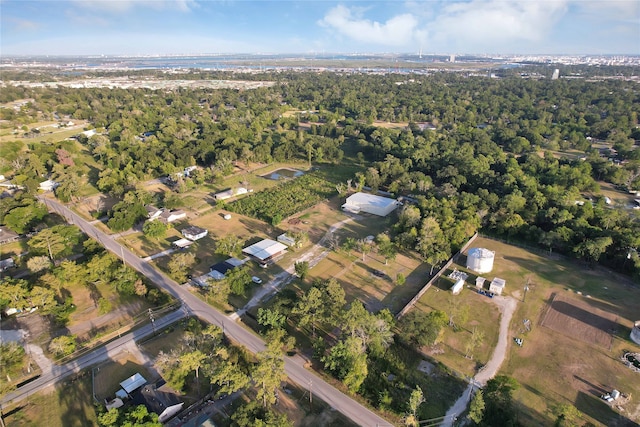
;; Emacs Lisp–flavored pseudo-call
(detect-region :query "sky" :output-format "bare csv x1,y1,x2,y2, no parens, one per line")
1,0,639,56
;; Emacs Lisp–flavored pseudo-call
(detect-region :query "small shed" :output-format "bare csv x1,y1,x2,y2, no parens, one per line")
451,279,464,295
475,277,486,289
0,258,15,272
0,228,19,244
277,233,297,247
172,238,193,249
120,373,147,395
38,179,59,192
214,187,247,201
182,226,208,241
145,205,163,220
489,277,506,295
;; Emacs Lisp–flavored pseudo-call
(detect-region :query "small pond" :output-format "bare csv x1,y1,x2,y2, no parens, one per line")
264,168,304,180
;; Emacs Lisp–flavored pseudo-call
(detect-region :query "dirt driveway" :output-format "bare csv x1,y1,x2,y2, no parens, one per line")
441,295,518,426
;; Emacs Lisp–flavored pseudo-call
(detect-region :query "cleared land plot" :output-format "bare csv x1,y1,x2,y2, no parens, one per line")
540,293,618,349
413,278,501,377
4,372,99,427
93,353,153,400
460,237,640,426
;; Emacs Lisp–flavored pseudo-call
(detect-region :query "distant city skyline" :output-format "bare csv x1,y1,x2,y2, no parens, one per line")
1,0,639,56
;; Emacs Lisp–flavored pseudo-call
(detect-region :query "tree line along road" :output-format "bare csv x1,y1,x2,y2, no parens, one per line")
36,196,393,427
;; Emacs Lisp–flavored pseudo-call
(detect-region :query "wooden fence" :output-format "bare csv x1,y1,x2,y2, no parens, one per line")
396,232,479,318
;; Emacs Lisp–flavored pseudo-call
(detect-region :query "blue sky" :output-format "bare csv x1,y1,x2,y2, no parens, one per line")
1,0,639,56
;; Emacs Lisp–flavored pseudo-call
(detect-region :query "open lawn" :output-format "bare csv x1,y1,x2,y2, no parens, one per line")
0,121,89,144
308,250,431,313
118,228,183,258
372,120,409,129
413,275,501,378
93,353,153,400
596,181,640,208
4,371,99,427
446,236,640,426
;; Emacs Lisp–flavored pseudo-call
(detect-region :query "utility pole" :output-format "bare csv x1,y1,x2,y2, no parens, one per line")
309,379,313,411
523,278,530,303
148,308,156,335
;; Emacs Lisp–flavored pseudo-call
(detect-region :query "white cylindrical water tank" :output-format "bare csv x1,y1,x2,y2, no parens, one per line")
631,321,640,345
466,248,495,274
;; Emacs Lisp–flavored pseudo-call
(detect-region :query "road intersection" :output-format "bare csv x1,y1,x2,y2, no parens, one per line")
23,197,392,427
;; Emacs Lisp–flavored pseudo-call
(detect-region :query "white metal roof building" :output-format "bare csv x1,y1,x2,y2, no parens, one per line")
341,192,400,217
120,373,147,394
242,239,288,267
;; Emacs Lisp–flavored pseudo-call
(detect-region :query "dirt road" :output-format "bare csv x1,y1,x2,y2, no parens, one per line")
231,215,358,319
441,295,518,426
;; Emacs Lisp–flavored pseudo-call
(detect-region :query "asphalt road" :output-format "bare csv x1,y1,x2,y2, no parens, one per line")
35,197,393,427
0,308,186,407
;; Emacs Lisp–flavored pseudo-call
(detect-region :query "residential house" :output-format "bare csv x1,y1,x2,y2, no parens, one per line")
182,226,208,241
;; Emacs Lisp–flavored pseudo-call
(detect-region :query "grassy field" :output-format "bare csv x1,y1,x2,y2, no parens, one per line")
0,121,90,144
436,236,640,427
4,371,99,427
93,354,153,401
413,274,502,377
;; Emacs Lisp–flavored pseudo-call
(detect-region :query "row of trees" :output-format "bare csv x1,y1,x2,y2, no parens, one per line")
153,319,291,426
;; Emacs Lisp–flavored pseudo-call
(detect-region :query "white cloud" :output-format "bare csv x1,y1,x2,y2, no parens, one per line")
426,0,569,50
319,5,419,46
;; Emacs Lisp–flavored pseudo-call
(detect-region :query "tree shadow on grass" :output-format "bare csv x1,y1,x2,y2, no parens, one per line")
575,390,637,427
56,370,99,427
501,254,636,318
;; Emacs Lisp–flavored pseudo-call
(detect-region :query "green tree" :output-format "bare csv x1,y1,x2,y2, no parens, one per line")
4,203,48,233
292,286,324,337
207,277,231,305
294,260,309,280
27,255,52,273
253,337,287,408
376,233,397,265
482,375,520,426
405,385,425,426
226,265,251,296
28,225,82,260
258,308,286,330
48,335,77,357
167,252,196,283
215,235,244,257
554,403,583,427
143,220,168,240
465,327,485,360
398,310,447,347
468,390,485,424
396,273,406,286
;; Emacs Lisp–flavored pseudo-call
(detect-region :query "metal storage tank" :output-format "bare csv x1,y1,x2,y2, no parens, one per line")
631,321,640,345
466,248,495,274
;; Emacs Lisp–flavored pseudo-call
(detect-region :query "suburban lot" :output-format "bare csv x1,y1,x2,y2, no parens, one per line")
426,237,640,426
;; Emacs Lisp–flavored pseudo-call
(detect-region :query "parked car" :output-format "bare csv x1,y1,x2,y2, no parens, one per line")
251,276,263,284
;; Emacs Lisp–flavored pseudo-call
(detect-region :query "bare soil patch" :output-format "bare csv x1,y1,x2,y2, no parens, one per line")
540,294,618,349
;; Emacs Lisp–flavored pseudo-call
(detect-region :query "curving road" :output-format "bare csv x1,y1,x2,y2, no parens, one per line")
34,197,393,427
440,295,518,427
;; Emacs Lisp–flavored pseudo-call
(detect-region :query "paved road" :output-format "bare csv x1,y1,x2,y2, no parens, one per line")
441,295,518,427
0,309,186,407
36,197,392,427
